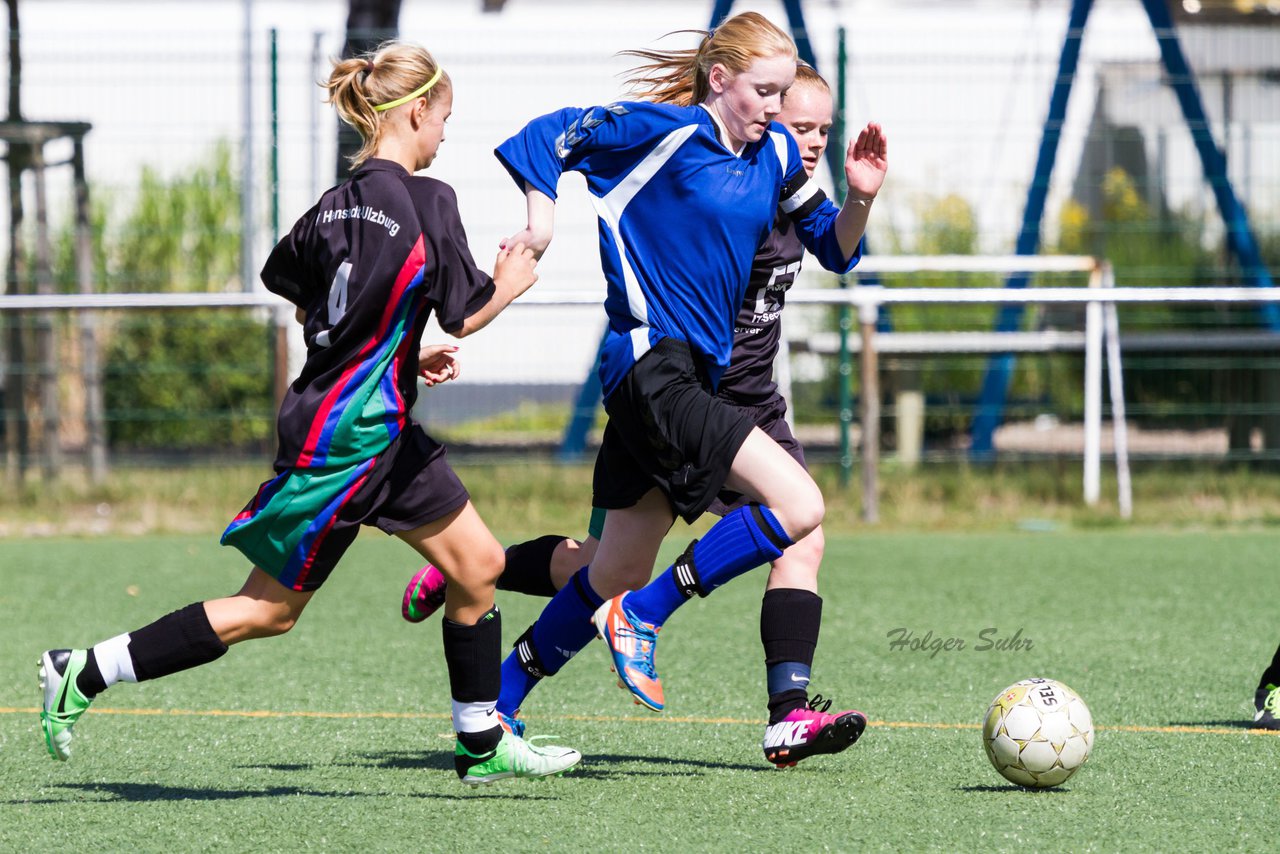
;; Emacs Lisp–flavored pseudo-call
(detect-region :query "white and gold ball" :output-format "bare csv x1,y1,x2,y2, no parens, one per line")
982,678,1094,788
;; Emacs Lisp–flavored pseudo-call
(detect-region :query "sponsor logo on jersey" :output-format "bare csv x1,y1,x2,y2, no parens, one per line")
319,205,401,237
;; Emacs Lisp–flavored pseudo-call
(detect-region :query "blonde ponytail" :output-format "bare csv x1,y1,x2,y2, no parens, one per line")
325,42,451,170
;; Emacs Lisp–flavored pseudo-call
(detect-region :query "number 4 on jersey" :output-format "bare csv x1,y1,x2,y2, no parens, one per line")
315,261,352,348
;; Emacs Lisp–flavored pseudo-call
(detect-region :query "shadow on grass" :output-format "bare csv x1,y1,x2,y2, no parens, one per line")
581,752,762,774
341,750,455,772
959,784,1070,794
343,749,761,778
12,781,552,804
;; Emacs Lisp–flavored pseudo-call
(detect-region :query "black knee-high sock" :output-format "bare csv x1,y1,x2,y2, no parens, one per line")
442,607,503,754
78,603,228,698
128,603,229,681
497,535,566,597
1259,642,1280,691
760,589,823,723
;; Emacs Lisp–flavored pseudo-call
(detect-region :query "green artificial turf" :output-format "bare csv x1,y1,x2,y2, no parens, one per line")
2,531,1277,852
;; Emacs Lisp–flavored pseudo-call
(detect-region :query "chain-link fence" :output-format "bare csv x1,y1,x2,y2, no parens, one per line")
3,0,1279,482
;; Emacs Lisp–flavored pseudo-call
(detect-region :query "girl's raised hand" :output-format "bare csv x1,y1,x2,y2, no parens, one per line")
845,122,888,202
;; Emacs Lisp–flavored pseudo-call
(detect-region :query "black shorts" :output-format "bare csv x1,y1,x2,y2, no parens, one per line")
222,424,469,591
592,338,756,524
351,424,470,536
706,392,806,517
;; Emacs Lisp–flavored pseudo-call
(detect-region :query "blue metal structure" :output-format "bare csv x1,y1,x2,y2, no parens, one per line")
1143,0,1279,328
968,0,1092,456
970,0,1279,456
558,328,607,460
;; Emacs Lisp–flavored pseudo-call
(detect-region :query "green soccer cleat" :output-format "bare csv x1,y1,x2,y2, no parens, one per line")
454,730,581,787
39,649,95,761
1254,684,1279,731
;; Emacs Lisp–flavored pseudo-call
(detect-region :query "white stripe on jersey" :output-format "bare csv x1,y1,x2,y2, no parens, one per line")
768,130,789,177
629,326,651,362
780,178,820,214
590,123,701,331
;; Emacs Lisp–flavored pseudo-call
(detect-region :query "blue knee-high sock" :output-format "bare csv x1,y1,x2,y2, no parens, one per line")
496,567,604,716
626,505,793,627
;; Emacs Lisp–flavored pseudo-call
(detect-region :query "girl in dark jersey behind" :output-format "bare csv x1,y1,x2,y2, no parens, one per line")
37,42,580,786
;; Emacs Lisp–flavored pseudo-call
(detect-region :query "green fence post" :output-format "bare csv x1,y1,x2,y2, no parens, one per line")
835,27,854,488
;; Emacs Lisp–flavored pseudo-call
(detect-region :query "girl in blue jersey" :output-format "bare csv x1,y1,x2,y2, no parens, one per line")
403,65,883,767
488,13,887,744
37,42,579,786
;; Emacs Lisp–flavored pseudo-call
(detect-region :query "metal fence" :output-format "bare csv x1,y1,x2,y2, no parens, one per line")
7,274,1280,525
2,1,1279,490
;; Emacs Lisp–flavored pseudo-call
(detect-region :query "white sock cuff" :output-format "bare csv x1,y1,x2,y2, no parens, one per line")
93,633,137,686
451,699,499,735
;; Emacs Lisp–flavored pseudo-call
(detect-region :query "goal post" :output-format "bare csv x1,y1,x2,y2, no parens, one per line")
781,256,1280,522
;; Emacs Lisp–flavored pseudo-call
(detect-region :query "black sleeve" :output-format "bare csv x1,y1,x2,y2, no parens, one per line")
412,179,497,334
260,202,321,307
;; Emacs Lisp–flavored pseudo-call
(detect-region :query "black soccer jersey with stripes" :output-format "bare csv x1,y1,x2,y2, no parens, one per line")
717,213,806,405
260,158,494,470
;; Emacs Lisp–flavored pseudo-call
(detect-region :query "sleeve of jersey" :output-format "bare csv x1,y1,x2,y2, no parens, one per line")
493,103,655,200
260,203,320,306
417,183,497,334
776,135,862,275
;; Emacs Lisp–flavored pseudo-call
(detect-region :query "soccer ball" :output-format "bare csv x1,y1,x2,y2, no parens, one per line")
982,678,1094,788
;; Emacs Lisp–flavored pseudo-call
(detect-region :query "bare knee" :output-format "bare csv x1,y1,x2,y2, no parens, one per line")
770,485,825,543
450,540,506,590
767,525,825,591
589,558,654,598
792,525,825,569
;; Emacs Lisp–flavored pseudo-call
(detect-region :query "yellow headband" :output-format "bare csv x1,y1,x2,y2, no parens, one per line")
373,66,443,112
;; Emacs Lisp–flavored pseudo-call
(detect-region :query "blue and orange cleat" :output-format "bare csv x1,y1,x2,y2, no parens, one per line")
402,564,448,623
761,694,867,768
499,710,526,738
592,593,664,712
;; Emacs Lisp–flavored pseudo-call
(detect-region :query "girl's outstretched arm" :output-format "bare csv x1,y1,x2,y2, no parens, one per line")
501,186,555,259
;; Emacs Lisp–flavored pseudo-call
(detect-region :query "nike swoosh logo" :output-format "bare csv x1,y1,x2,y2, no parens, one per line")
483,709,495,717
790,674,810,684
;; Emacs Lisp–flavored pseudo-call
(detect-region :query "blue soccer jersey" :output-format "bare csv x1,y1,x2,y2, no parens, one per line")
495,101,860,398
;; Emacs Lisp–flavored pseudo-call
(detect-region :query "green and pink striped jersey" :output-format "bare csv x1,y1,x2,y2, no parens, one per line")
260,159,494,470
